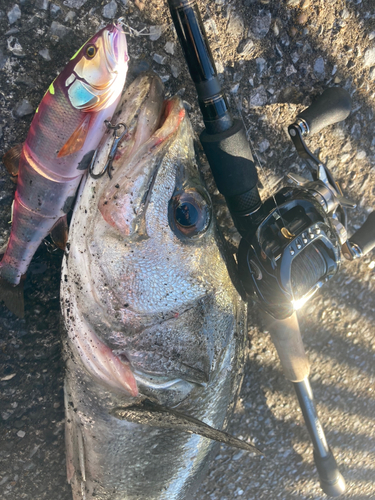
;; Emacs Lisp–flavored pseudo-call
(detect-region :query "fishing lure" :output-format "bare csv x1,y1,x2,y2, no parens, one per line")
1,21,128,316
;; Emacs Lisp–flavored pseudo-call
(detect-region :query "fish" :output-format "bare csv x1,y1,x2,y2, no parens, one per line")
0,21,128,317
61,71,249,500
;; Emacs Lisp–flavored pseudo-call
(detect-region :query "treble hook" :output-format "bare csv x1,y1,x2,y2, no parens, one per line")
89,121,127,180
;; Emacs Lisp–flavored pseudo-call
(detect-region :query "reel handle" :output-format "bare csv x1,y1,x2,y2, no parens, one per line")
350,211,375,256
297,88,352,136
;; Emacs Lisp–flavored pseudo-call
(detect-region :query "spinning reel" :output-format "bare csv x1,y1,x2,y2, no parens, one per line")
168,0,375,496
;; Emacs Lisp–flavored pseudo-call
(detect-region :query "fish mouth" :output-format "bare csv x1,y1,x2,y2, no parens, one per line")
98,93,186,237
67,298,204,402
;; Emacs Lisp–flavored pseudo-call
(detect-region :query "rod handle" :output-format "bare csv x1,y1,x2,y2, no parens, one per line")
297,88,352,136
350,211,375,256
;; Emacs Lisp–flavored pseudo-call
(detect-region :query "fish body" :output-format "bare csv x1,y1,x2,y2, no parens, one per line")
0,23,128,287
61,72,247,500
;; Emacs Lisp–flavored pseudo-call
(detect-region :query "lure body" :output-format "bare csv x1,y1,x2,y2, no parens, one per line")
0,23,128,286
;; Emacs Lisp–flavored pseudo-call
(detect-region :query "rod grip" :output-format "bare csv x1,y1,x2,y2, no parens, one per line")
200,119,258,199
297,88,352,136
350,211,375,256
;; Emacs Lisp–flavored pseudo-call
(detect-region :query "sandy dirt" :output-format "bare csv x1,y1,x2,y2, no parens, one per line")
0,0,374,499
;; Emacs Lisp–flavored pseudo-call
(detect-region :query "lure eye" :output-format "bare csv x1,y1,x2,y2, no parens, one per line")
169,189,211,238
86,45,97,58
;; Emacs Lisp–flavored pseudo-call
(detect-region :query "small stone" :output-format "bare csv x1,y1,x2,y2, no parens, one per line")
356,150,366,160
153,53,166,65
272,22,279,36
227,13,244,37
215,59,224,74
258,139,270,153
369,67,375,80
250,86,267,107
164,41,175,55
351,123,361,140
291,51,299,64
230,83,240,94
63,0,87,7
204,18,219,36
13,99,34,117
149,25,162,41
341,8,350,19
237,38,254,56
50,21,72,38
369,31,375,41
102,0,117,19
39,48,51,60
289,27,297,37
286,0,300,6
340,153,350,163
0,48,7,69
35,0,49,9
296,12,308,24
17,430,26,438
50,3,61,16
170,64,180,78
7,4,21,24
364,47,375,68
256,57,266,75
286,64,297,76
7,36,24,56
301,0,310,8
159,74,169,83
65,10,76,22
314,56,325,78
248,12,271,40
5,27,19,35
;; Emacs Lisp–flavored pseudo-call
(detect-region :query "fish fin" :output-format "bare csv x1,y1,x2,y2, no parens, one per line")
2,143,23,182
50,215,69,251
111,398,264,456
57,114,91,158
0,277,25,318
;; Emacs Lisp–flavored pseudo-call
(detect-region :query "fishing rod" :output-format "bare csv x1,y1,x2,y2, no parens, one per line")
167,0,375,497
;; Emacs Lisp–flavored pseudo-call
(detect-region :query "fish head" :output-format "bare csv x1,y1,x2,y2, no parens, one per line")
64,73,244,401
64,22,128,111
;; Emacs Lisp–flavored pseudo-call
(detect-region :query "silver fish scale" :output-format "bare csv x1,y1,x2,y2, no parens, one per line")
61,73,247,500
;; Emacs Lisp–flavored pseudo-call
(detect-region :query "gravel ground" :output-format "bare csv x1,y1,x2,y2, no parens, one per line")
0,0,374,499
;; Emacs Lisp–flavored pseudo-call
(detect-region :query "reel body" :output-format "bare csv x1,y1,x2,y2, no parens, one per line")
238,187,341,319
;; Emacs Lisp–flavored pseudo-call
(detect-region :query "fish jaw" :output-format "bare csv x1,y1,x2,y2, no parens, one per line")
62,283,138,397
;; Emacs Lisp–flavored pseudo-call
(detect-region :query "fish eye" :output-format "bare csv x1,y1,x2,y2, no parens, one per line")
85,45,97,58
169,189,211,238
